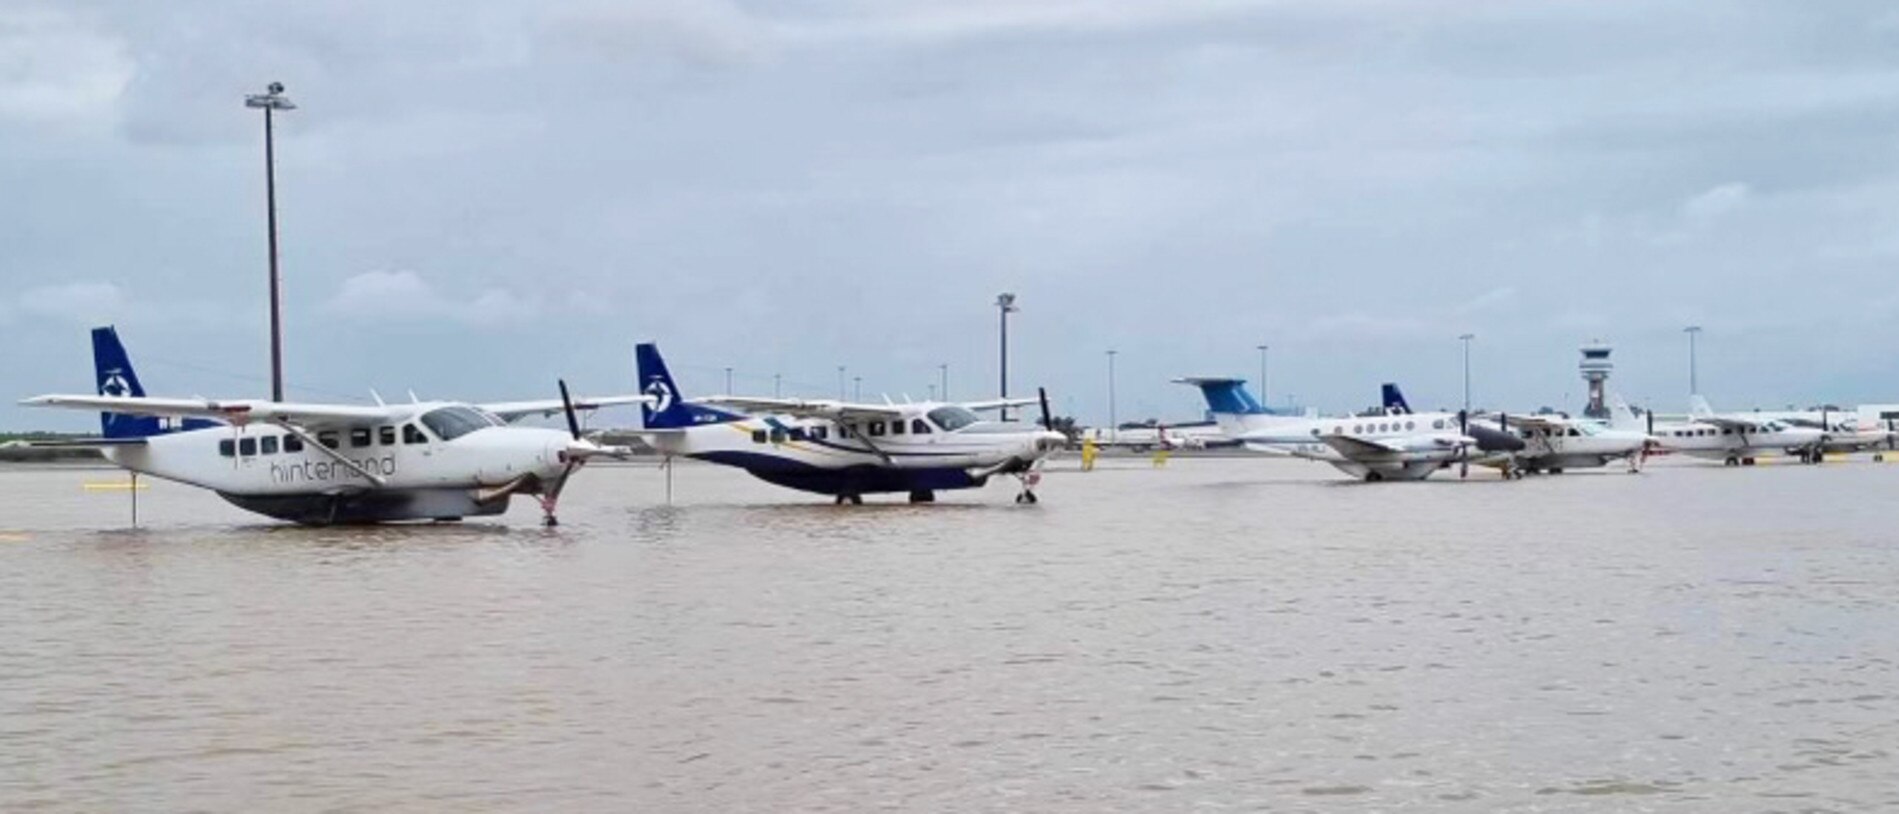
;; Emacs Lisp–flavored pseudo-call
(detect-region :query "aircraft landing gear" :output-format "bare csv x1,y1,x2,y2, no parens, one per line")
538,493,562,527
1724,456,1740,467
834,493,864,506
908,490,935,504
1364,471,1386,483
1742,456,1757,466
1013,470,1042,504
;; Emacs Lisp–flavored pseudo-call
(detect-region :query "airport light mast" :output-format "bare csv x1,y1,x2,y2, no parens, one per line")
1256,343,1269,409
245,82,295,402
1458,333,1476,412
996,293,1018,420
939,363,948,402
1106,349,1118,437
1684,325,1703,396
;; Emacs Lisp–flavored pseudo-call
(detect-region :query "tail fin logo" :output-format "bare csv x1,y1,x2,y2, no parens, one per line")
644,379,675,413
100,370,132,397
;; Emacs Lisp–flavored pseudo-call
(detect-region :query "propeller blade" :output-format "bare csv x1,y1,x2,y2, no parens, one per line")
558,379,581,440
1038,387,1053,431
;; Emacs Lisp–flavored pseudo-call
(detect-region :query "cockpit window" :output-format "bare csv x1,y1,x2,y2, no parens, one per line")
420,406,496,441
926,406,980,431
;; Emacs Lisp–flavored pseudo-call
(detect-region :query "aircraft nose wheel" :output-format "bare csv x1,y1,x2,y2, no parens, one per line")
1013,470,1042,504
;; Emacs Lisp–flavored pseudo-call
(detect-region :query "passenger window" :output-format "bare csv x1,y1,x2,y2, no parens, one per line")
261,436,279,455
869,421,886,437
1405,421,1415,431
318,431,339,449
403,424,428,444
789,428,808,441
769,429,787,443
219,439,236,457
239,437,257,456
912,419,931,435
891,420,906,436
1568,428,1580,437
283,434,304,453
813,426,828,440
350,428,372,448
1432,419,1444,430
1309,428,1320,437
379,426,397,446
751,429,768,443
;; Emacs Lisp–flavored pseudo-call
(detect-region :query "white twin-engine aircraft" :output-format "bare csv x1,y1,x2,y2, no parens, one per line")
635,343,1067,504
22,327,651,526
1177,378,1526,481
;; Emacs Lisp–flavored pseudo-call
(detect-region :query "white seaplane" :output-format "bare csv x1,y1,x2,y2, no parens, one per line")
21,327,650,526
635,343,1067,504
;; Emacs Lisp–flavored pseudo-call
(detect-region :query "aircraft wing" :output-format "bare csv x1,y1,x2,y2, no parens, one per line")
21,395,393,428
480,395,655,422
1696,415,1772,432
1494,413,1566,430
1319,435,1407,458
964,397,1041,412
692,396,907,422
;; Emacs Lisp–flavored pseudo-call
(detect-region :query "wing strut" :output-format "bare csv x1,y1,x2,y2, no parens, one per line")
846,425,894,464
272,421,389,488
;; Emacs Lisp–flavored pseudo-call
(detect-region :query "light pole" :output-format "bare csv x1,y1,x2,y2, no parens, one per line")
1458,333,1475,412
724,366,733,394
853,376,862,402
1684,325,1703,396
245,82,295,401
928,383,937,401
774,373,782,398
996,293,1018,419
1106,349,1118,437
1256,344,1269,409
837,366,846,401
939,363,949,402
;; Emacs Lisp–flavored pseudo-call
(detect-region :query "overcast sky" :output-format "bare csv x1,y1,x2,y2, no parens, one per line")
7,1,1899,430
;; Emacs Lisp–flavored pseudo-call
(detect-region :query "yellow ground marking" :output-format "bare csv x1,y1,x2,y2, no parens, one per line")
83,482,151,491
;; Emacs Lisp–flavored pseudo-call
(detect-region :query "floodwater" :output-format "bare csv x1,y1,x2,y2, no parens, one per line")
2,456,1897,812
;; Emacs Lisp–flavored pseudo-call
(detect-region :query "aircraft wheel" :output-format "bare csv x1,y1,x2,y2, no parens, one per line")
1364,471,1385,483
1549,467,1564,475
1724,457,1739,467
1742,457,1757,466
908,490,935,504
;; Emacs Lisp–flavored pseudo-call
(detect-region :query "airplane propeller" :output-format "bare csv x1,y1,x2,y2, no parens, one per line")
1038,387,1054,432
559,378,582,440
1457,409,1469,479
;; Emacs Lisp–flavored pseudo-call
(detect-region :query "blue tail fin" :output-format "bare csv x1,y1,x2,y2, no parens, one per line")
91,326,218,439
1177,377,1267,416
92,326,164,439
1381,383,1412,415
635,342,742,429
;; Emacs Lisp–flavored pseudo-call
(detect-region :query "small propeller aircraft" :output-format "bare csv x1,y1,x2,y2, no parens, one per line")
1177,379,1524,481
635,343,1067,504
21,327,651,526
1647,396,1830,466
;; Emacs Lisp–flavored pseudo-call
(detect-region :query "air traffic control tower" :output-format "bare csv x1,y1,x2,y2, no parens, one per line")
1580,340,1613,419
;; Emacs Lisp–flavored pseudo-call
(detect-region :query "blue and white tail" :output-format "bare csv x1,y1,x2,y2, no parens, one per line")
92,326,162,439
635,342,744,430
1381,383,1412,415
90,326,218,439
1175,377,1285,436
